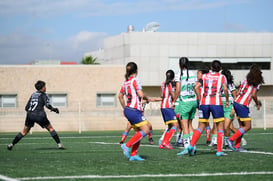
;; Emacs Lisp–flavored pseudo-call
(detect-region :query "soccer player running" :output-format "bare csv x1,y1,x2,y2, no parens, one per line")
157,70,178,149
118,62,152,161
226,64,264,152
7,80,64,150
190,60,229,157
175,57,198,156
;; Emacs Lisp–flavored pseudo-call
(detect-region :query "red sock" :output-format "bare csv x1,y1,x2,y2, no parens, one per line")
230,130,243,141
148,133,152,139
126,131,143,147
235,136,242,149
163,129,176,144
120,134,127,143
131,141,141,156
206,128,211,141
190,129,202,147
217,131,224,152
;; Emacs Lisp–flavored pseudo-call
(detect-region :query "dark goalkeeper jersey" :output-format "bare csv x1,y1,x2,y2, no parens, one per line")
25,91,53,114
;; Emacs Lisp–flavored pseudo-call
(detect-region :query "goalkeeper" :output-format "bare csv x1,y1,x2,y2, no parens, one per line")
7,80,65,150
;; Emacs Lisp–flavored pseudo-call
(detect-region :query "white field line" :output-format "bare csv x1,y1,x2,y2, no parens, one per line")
16,172,273,180
0,174,19,181
90,141,273,156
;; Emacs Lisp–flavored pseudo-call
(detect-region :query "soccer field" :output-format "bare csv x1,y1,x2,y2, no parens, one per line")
1,129,273,181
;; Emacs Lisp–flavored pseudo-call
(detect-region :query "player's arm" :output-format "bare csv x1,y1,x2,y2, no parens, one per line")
252,88,260,110
194,81,202,101
173,81,181,102
118,93,126,109
25,97,31,111
44,94,59,113
222,83,229,107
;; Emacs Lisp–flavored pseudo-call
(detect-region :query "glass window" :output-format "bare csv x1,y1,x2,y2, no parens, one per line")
169,57,271,71
97,93,116,107
0,95,17,108
48,94,67,107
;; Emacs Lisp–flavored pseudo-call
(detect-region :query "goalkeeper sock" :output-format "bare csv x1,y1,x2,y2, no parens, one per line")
50,130,61,144
12,132,24,145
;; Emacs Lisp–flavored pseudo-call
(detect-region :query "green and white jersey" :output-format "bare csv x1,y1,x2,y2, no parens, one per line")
221,83,236,103
175,69,197,102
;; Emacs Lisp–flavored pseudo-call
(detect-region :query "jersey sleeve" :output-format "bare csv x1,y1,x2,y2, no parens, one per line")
44,94,53,110
133,78,142,90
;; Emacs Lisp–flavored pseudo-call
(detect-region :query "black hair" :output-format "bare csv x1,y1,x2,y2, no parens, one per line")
211,60,222,72
125,62,138,80
247,64,264,86
179,57,190,81
35,80,46,91
221,69,234,85
165,69,175,87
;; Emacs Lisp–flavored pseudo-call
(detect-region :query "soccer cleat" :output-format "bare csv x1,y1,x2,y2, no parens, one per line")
235,147,247,152
242,138,247,146
177,149,188,156
129,155,145,161
206,140,211,145
187,145,196,156
58,143,66,150
121,143,131,159
159,142,173,150
148,138,154,145
7,143,13,151
216,151,228,156
119,141,124,145
226,139,236,151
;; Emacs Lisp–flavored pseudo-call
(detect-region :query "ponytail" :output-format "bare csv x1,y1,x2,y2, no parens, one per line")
179,57,190,81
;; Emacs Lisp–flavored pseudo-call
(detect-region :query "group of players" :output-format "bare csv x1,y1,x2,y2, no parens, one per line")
119,58,264,161
6,58,264,162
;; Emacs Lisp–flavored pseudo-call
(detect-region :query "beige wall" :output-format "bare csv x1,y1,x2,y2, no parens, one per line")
1,65,272,133
0,65,167,132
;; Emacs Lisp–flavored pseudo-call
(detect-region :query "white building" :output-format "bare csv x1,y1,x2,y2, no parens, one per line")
86,31,273,96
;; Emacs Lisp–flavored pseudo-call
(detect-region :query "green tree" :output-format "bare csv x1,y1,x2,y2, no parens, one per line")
81,55,100,64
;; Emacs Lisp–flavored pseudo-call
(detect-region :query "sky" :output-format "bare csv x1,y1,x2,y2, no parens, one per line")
0,0,272,64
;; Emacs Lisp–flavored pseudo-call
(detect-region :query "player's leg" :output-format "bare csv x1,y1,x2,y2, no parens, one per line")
45,123,65,149
7,126,30,150
120,122,132,144
147,122,154,144
227,102,250,151
177,118,190,155
205,122,211,145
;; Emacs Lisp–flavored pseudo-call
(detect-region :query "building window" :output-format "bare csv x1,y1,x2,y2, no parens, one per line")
96,93,116,107
0,95,17,108
48,94,67,108
169,57,271,71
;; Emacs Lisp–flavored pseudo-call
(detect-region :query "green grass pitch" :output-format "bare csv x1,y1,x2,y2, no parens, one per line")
1,129,273,181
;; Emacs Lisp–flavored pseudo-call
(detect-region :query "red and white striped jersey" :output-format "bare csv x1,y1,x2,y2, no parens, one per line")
235,80,258,106
120,77,143,111
160,82,175,108
200,72,227,105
